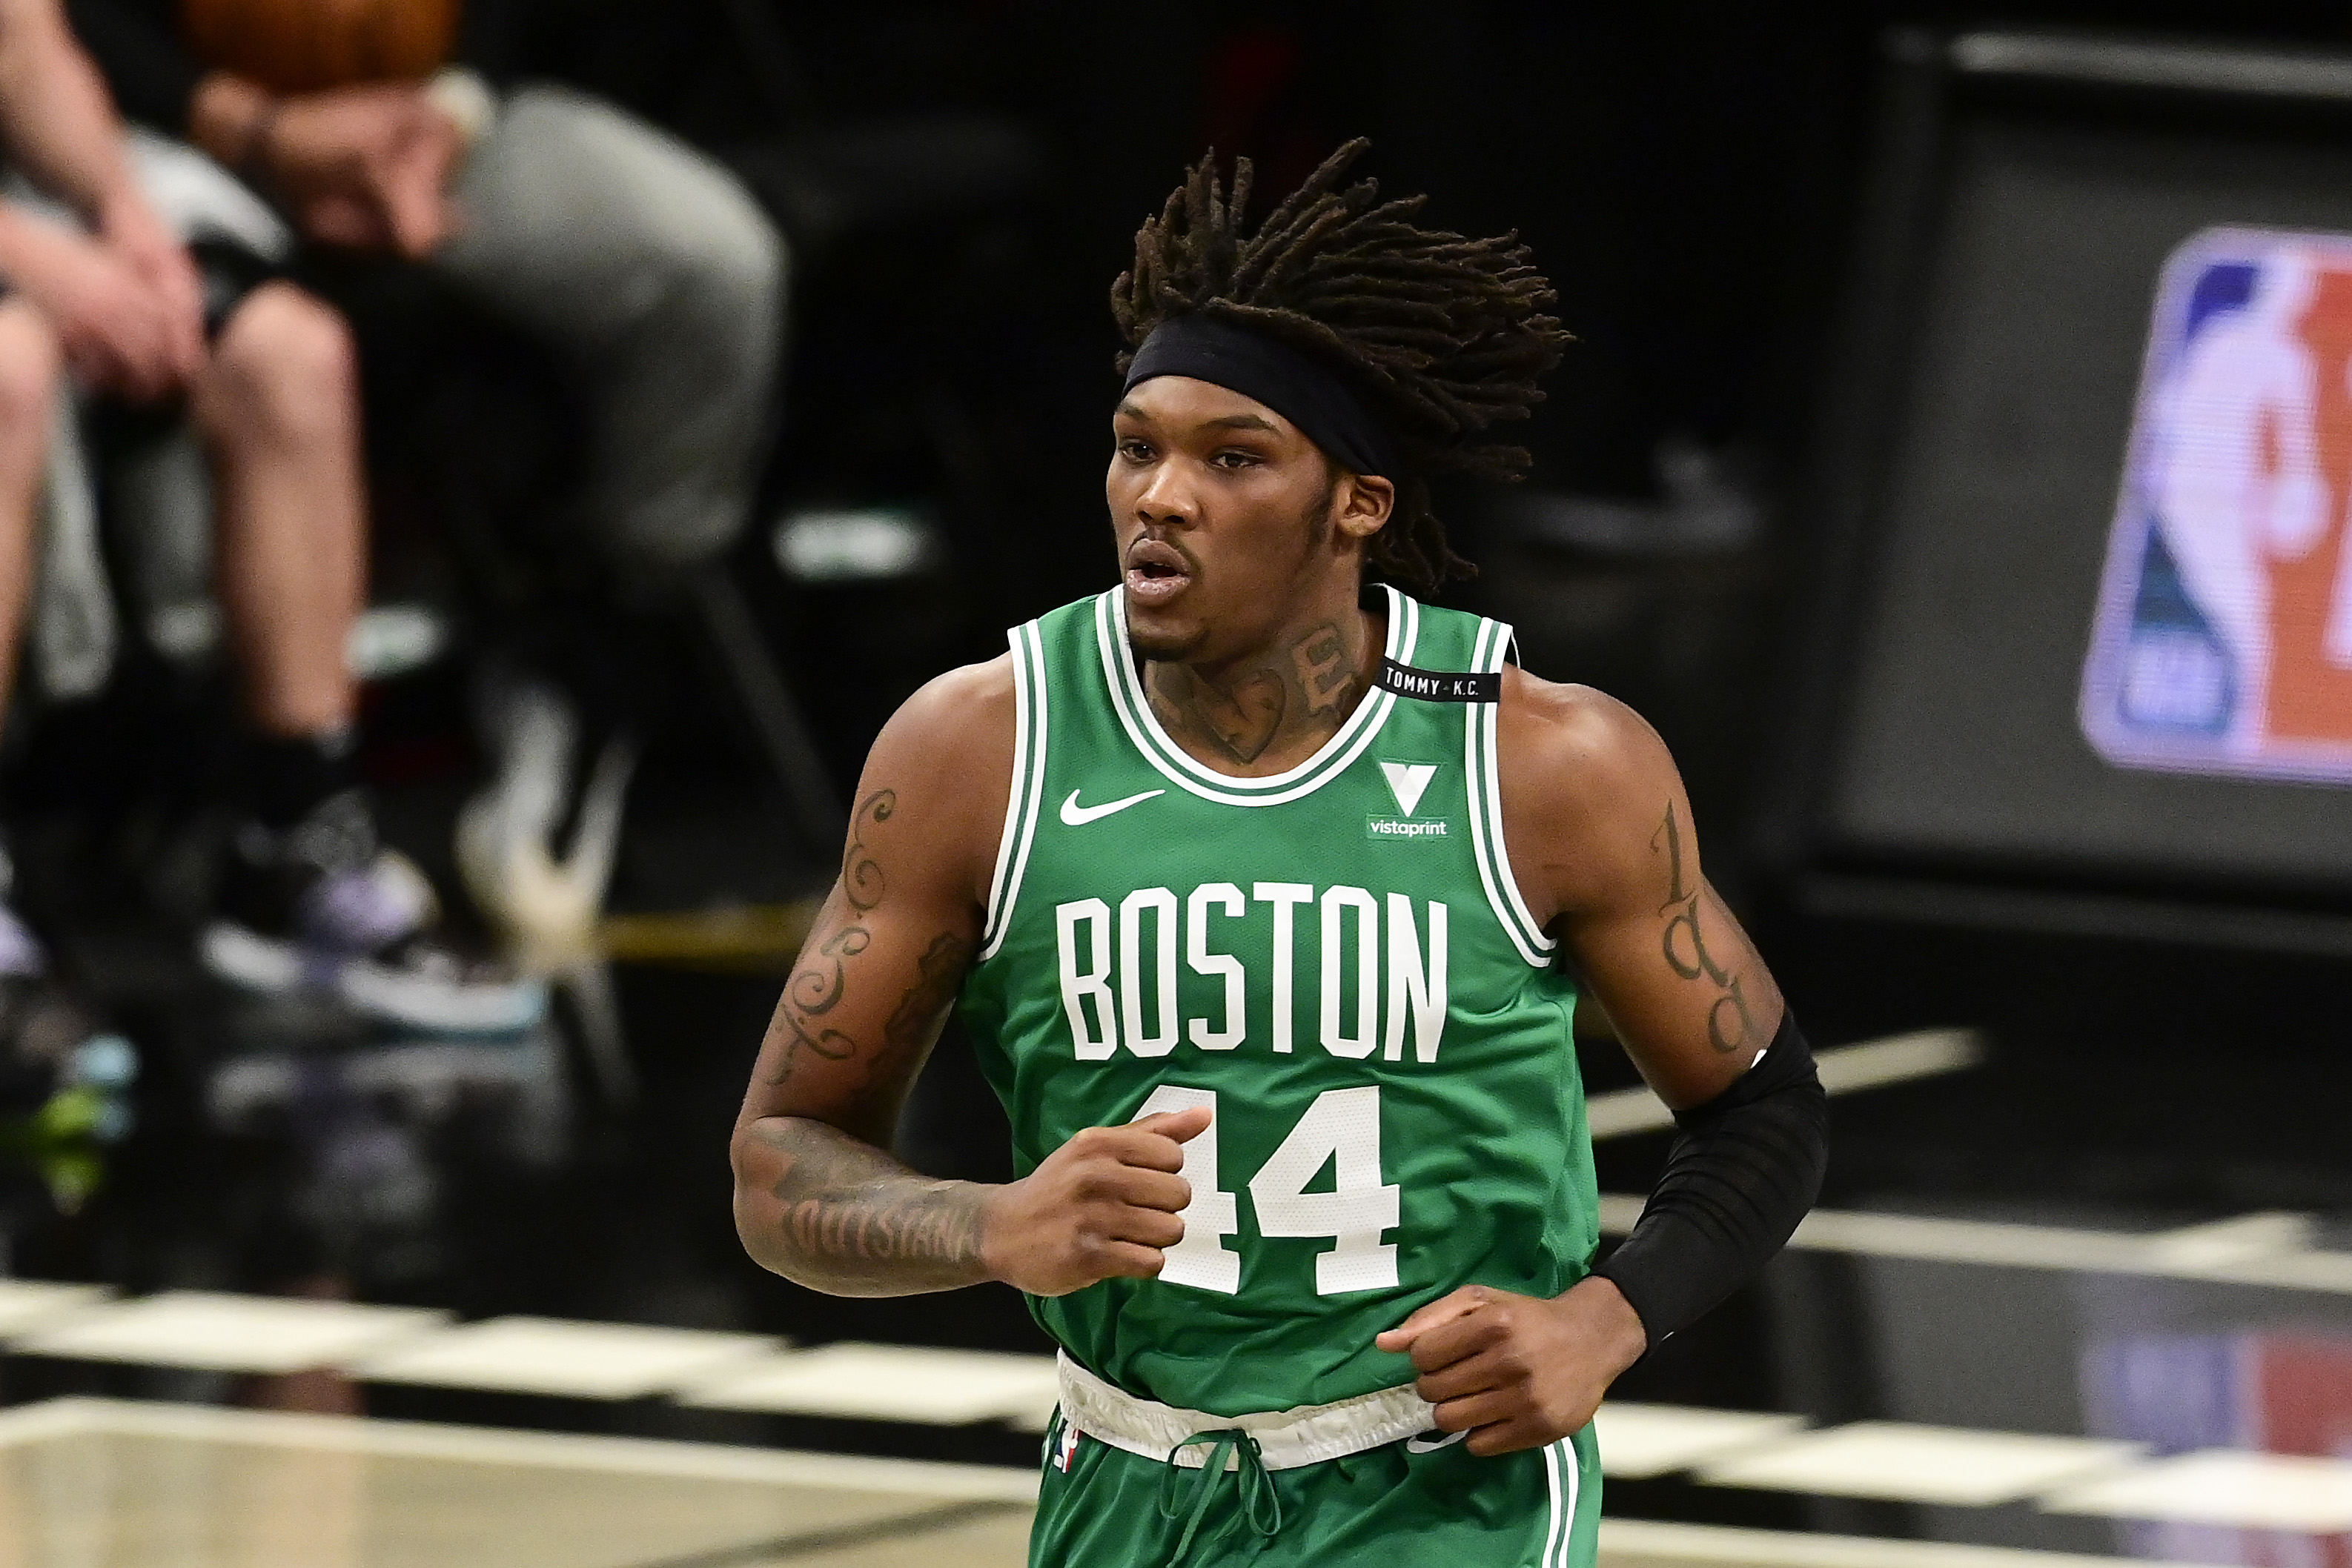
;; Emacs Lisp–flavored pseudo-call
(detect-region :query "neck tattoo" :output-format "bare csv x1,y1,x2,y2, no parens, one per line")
1147,618,1371,766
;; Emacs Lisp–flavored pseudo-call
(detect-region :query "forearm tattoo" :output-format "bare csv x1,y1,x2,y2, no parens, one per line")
755,1119,987,1293
1652,804,1761,1054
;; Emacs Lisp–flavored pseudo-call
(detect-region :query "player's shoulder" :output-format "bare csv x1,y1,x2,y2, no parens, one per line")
1492,667,1686,917
1495,664,1675,807
876,653,1018,767
858,654,1019,896
899,651,1018,716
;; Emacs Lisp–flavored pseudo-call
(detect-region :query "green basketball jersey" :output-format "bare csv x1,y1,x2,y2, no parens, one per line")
958,585,1597,1419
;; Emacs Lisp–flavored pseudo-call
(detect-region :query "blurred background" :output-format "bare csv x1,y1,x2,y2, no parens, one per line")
4,1,2352,1564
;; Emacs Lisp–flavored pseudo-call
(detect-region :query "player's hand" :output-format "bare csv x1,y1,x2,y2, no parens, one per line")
1376,1277,1648,1455
259,84,463,258
978,1105,1210,1297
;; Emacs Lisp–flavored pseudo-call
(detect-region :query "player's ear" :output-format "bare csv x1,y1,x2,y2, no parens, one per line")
1334,471,1395,542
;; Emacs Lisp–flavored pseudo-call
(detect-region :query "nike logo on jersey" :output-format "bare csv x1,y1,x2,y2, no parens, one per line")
1405,1429,1468,1454
1060,788,1165,825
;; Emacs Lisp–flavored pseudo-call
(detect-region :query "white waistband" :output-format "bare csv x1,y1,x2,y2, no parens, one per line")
1055,1351,1437,1471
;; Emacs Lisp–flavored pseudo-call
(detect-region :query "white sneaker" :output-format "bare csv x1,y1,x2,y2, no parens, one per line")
204,797,546,1037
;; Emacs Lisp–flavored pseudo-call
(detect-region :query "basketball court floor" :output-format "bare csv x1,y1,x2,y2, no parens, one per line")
0,1397,1038,1568
0,1396,2279,1568
5,1018,2351,1567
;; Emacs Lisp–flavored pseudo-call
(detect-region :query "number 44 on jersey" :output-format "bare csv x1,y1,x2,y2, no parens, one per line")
1138,1084,1399,1297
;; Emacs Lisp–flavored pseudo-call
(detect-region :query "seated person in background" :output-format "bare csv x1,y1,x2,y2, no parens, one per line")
67,0,786,582
0,0,537,1038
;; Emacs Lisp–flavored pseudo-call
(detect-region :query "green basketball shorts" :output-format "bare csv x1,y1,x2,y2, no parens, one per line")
1030,1412,1600,1567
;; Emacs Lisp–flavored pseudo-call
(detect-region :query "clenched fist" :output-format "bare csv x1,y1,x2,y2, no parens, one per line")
979,1105,1210,1297
1376,1277,1649,1455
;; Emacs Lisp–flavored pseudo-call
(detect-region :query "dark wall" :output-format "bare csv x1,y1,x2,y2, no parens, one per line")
531,1,2352,1043
534,0,2352,513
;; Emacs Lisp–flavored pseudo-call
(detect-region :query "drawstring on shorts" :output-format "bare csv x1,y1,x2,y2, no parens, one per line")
1157,1428,1282,1565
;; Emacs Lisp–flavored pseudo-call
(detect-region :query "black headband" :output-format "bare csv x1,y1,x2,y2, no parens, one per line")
1123,314,1402,480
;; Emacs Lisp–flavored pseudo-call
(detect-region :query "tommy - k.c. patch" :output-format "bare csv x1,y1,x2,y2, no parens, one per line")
1378,658,1500,703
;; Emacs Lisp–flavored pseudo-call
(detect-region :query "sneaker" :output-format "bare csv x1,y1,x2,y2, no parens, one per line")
202,791,546,1037
0,965,124,1120
0,894,138,1157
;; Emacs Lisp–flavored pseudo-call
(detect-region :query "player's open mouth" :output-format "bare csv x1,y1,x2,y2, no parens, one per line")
1124,539,1194,607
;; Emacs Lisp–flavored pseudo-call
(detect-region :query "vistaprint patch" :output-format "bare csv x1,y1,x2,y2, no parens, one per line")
1366,817,1448,840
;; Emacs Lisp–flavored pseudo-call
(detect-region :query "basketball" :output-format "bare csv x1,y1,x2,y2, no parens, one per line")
177,0,460,93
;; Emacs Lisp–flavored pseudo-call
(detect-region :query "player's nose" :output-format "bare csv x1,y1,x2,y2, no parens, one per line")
1133,459,1199,527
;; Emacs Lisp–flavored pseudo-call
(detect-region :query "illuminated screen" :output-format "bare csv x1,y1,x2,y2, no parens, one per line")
2082,228,2352,783
1823,116,2352,896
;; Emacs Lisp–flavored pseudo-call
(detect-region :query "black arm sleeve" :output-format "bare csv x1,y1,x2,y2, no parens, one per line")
64,0,202,134
1589,1009,1827,1349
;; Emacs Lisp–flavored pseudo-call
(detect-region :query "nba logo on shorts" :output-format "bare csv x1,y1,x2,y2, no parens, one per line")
2081,227,2352,783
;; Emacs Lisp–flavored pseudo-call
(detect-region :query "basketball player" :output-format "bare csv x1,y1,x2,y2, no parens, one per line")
732,144,1827,1566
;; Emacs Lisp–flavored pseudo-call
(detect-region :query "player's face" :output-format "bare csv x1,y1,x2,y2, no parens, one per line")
1107,376,1355,664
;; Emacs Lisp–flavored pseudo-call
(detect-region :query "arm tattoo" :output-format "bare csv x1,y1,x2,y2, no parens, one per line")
761,789,897,1087
758,1117,988,1294
762,921,866,1085
758,933,984,1292
843,790,893,911
748,785,986,1293
1652,805,1760,1054
869,931,973,1090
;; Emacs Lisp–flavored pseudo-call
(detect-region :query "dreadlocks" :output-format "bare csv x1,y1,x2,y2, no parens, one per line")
1111,139,1568,596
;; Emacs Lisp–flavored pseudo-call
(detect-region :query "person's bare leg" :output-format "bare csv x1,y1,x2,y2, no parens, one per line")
185,283,539,1030
188,280,362,739
0,302,63,980
0,299,62,722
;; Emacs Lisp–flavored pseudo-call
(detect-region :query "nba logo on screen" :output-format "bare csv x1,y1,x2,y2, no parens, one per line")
2082,227,2352,783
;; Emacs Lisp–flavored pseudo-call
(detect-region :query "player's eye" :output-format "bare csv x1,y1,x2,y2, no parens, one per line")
1210,449,1262,470
1116,437,1155,462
